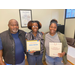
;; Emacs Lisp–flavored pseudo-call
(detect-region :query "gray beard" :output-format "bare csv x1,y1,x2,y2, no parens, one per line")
12,29,18,33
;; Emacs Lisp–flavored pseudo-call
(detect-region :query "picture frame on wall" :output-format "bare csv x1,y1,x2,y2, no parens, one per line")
19,9,32,28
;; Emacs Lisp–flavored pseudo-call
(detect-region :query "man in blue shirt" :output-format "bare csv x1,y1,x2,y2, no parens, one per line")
0,19,26,65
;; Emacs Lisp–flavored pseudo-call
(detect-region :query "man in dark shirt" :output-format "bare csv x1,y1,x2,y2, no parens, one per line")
0,19,26,65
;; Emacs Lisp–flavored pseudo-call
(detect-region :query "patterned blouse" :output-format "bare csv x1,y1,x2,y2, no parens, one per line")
25,31,44,55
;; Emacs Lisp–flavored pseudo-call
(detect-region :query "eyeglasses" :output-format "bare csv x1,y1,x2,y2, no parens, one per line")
32,26,38,28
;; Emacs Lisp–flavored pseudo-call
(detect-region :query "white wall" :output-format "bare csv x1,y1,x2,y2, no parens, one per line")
0,9,20,32
58,9,65,25
0,9,64,33
32,9,60,32
65,19,75,38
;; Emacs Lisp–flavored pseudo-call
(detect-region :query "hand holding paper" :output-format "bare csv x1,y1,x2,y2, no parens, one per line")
26,40,41,52
29,51,36,53
58,52,65,57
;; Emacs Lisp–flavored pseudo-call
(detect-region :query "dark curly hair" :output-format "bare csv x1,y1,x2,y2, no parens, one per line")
27,20,42,30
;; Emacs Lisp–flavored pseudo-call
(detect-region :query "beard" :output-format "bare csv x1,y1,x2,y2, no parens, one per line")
12,28,18,33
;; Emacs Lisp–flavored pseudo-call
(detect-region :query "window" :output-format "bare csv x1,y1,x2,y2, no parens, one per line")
65,9,75,19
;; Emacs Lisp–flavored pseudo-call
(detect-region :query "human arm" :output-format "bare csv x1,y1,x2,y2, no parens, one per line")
58,34,68,57
0,37,6,65
41,32,44,35
0,50,6,65
42,34,46,63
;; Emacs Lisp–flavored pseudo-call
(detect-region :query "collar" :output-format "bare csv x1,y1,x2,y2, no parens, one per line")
8,29,21,39
30,30,39,36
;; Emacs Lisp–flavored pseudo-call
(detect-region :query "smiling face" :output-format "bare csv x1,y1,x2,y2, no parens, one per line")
31,22,38,33
8,19,19,34
49,23,57,35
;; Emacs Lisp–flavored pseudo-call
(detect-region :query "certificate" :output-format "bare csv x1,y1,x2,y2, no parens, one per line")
26,40,41,52
49,43,62,57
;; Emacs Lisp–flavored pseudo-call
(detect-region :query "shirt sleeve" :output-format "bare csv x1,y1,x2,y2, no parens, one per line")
0,38,3,50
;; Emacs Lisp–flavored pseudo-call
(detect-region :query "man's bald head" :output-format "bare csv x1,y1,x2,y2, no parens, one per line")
8,19,19,34
8,19,18,25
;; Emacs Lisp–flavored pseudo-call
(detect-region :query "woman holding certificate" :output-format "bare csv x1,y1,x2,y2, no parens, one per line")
25,20,44,65
42,19,68,65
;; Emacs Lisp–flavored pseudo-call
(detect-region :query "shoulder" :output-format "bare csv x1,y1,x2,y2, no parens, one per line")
38,31,43,36
42,31,49,39
57,32,65,37
19,30,26,35
19,30,26,33
0,30,8,34
25,31,31,39
0,30,8,37
37,32,44,39
25,31,31,36
43,31,49,36
57,32,66,42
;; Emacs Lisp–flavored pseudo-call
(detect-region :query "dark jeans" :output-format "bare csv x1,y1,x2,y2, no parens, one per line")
27,53,43,65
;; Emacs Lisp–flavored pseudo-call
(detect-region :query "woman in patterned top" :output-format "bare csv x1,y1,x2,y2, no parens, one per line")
25,20,44,65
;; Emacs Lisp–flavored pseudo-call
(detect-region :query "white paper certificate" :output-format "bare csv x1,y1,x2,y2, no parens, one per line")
49,43,62,57
26,40,40,52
